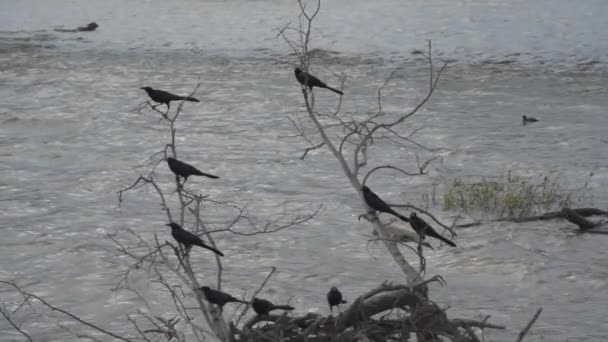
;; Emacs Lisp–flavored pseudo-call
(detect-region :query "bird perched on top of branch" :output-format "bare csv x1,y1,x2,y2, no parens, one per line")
199,286,246,309
165,222,224,256
409,213,456,247
251,297,294,316
294,67,343,95
167,157,219,181
327,286,347,314
362,186,409,223
140,86,200,110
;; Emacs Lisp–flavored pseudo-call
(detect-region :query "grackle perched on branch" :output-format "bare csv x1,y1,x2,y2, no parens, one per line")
167,157,219,181
251,297,294,316
166,222,224,256
199,286,246,308
362,186,409,223
294,68,343,95
409,213,456,247
140,86,199,110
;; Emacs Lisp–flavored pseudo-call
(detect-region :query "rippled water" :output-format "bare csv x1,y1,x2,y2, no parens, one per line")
1,0,608,341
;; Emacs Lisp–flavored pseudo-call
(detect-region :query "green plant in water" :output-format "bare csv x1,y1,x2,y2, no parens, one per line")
439,173,585,218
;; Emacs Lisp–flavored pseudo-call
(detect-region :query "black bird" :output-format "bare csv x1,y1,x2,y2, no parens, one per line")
199,286,246,308
294,68,343,95
522,115,539,124
140,86,200,109
409,213,456,247
165,222,224,256
251,297,294,316
167,157,219,181
361,186,409,223
78,22,98,32
327,287,347,314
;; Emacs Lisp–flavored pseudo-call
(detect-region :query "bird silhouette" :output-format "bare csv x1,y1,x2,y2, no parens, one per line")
167,157,219,181
409,213,456,247
140,86,199,110
199,286,246,309
294,68,343,95
327,287,347,314
251,297,294,316
362,186,409,223
522,115,539,124
166,222,224,256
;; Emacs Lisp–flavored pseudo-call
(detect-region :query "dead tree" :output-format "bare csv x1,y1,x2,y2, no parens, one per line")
0,86,318,342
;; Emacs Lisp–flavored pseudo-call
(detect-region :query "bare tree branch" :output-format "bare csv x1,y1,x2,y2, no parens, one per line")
0,281,134,342
515,308,542,342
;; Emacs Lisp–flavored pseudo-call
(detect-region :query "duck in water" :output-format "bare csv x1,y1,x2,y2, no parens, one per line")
522,115,539,124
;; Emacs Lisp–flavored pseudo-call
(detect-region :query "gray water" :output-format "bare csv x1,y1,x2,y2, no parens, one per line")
1,0,608,341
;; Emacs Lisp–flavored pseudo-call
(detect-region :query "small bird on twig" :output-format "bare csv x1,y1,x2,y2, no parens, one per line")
409,213,456,247
327,287,347,314
199,286,246,309
522,115,539,124
294,68,344,95
140,86,200,110
251,297,294,316
362,186,409,223
167,157,219,181
166,222,224,256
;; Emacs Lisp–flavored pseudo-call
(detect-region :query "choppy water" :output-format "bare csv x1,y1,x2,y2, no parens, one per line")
1,0,608,341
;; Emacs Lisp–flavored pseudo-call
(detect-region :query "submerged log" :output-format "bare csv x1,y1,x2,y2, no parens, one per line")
456,207,608,228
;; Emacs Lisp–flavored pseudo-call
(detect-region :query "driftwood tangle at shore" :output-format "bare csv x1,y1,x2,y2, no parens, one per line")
235,282,504,342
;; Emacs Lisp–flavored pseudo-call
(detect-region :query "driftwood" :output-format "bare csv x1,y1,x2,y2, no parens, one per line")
457,207,608,231
234,282,504,342
560,208,596,230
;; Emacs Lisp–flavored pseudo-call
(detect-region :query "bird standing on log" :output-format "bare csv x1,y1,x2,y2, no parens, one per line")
362,186,409,223
327,286,347,314
294,68,343,95
251,297,294,316
199,286,246,309
166,222,224,256
167,157,219,182
140,86,200,110
409,213,456,247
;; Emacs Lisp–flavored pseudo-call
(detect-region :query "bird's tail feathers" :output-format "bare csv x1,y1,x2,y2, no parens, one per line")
325,86,344,95
271,305,294,311
195,241,225,256
341,300,347,304
183,96,200,102
434,234,456,247
198,171,219,179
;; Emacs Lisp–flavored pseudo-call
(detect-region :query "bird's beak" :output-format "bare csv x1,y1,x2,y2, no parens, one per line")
139,87,146,90
165,223,171,227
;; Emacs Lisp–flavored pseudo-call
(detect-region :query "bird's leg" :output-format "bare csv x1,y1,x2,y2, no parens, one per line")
182,245,192,258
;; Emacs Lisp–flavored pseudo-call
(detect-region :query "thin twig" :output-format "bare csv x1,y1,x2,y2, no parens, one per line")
515,308,542,342
0,281,134,342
